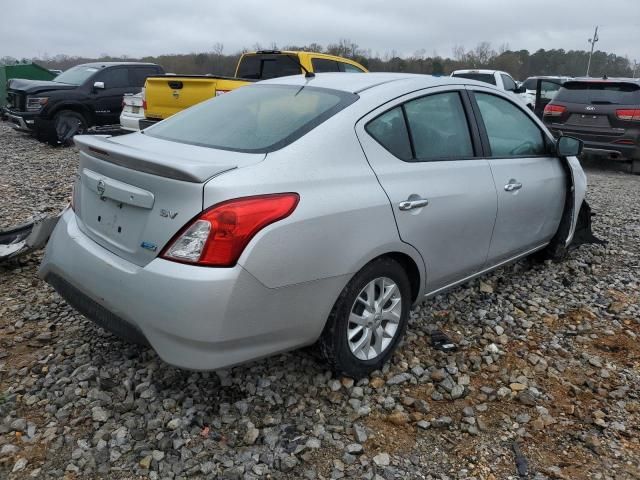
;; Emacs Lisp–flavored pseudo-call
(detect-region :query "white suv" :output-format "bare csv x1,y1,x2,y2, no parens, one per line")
451,69,526,104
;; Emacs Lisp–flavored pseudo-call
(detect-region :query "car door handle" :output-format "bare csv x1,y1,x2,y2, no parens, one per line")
399,198,429,210
504,181,523,192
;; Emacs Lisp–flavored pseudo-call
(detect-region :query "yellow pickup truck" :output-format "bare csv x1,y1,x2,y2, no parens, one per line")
140,50,367,128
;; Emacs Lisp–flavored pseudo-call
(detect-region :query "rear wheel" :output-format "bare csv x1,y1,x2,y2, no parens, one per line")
318,257,411,378
53,110,87,146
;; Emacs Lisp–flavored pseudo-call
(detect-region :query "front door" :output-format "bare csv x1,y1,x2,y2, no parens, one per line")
470,89,566,263
92,67,136,125
356,87,498,293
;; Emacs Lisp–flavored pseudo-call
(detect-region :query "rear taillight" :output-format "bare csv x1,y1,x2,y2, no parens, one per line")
543,104,566,117
616,109,640,121
161,193,299,267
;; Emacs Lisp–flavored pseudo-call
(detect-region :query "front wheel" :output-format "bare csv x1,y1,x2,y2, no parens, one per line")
318,257,411,378
53,110,87,146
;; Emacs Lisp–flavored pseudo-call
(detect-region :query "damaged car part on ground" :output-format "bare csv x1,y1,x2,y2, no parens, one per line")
37,73,599,378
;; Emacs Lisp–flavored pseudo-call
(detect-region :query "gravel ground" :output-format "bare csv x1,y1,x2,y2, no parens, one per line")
1,122,639,480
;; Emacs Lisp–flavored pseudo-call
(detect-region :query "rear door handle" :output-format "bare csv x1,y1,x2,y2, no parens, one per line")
399,197,429,210
504,180,523,192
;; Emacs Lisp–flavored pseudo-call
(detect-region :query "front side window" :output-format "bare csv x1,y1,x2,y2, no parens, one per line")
404,92,474,160
474,92,545,157
96,68,129,89
146,84,357,153
365,107,412,161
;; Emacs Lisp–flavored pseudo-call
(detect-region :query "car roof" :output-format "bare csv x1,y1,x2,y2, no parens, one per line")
78,62,159,68
452,69,508,75
258,72,485,94
570,76,640,84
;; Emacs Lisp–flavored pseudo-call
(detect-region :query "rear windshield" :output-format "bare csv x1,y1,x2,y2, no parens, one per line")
236,54,301,80
145,84,358,153
451,72,496,86
555,81,640,105
54,65,100,85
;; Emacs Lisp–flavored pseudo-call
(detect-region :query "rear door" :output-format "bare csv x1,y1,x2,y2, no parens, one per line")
469,88,566,263
356,86,498,293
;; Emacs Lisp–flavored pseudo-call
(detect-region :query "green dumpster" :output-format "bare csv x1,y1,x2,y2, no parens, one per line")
1,63,56,108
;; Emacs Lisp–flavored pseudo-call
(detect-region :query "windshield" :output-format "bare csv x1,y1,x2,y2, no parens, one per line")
555,81,640,105
146,84,358,153
53,65,100,85
451,72,496,86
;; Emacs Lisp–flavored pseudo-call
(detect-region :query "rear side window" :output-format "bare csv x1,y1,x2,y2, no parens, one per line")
452,72,497,86
475,92,545,157
130,67,159,87
555,81,640,105
366,107,413,161
146,84,357,153
97,68,129,88
404,92,473,160
312,58,340,73
236,54,301,80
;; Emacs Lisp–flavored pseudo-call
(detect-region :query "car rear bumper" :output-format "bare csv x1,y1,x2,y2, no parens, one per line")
119,112,143,131
548,124,639,160
39,209,345,370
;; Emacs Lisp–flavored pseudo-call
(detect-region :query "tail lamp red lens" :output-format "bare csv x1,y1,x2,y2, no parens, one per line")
161,193,299,267
616,109,640,121
543,104,566,117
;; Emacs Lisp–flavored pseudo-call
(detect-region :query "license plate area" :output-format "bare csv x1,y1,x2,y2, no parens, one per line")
131,106,140,114
78,170,155,255
81,195,147,253
567,114,610,128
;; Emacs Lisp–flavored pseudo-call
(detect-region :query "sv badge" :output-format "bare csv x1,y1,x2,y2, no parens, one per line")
160,209,179,219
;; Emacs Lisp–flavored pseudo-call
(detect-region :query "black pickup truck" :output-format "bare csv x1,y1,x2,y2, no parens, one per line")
4,62,164,144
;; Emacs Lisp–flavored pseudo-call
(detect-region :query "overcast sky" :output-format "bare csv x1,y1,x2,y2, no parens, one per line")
2,0,639,61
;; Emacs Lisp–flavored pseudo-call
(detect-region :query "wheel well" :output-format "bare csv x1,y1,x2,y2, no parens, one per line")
51,105,91,124
379,252,421,303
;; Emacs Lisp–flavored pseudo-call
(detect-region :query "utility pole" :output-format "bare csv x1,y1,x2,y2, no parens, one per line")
586,26,599,77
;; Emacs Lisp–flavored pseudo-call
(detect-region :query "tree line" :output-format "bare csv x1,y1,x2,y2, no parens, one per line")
2,40,637,80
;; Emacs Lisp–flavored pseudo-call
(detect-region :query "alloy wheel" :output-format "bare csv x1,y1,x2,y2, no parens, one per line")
347,276,402,361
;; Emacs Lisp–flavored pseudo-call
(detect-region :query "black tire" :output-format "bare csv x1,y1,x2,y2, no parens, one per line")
53,110,87,146
631,158,640,175
318,257,411,378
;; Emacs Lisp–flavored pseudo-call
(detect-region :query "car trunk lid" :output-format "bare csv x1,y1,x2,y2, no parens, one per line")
73,134,264,266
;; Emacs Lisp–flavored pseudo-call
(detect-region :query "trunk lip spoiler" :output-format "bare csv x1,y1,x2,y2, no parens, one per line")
74,135,239,183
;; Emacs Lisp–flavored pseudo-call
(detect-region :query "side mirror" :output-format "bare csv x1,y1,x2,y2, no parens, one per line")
93,81,105,90
557,135,583,157
513,85,526,94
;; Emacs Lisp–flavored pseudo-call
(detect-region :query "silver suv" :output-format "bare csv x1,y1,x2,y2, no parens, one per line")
40,73,587,378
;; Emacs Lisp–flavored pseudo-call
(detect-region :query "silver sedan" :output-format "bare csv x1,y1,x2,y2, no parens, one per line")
39,73,587,377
